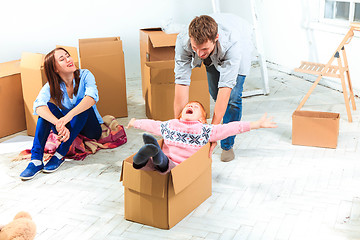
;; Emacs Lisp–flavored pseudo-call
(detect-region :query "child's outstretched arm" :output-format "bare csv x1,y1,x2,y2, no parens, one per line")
126,118,136,129
208,113,277,143
126,118,163,136
250,113,277,130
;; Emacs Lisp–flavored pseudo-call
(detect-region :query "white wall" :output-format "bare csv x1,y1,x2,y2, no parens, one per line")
2,0,359,94
0,0,213,79
219,0,360,95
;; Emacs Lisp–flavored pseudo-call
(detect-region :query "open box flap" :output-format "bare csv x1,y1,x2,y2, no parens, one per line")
79,38,123,57
145,60,174,69
0,60,20,78
79,37,120,44
170,143,211,195
293,110,339,119
148,32,177,48
120,156,168,198
145,60,175,85
20,52,44,70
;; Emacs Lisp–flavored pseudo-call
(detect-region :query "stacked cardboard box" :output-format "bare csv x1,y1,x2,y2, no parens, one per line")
140,28,210,121
120,140,212,229
79,37,128,118
0,60,26,138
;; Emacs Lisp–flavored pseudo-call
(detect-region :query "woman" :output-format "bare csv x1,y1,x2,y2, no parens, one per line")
20,47,103,180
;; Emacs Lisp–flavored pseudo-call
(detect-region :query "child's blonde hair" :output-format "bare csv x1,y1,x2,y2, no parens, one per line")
177,101,207,123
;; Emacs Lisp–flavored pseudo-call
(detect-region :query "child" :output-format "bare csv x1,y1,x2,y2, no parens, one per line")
127,101,277,172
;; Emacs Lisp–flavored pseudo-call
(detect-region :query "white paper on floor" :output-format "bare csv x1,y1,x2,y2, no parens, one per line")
0,135,33,154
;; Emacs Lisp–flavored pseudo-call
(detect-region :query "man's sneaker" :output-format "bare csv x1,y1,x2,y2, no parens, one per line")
20,162,44,180
221,148,235,162
43,156,65,173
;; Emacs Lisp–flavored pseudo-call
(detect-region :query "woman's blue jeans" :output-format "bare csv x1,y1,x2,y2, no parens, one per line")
31,101,102,160
206,65,246,151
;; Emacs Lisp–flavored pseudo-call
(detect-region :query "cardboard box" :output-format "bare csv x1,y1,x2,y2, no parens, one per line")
292,110,340,148
79,37,128,118
140,28,177,98
56,45,80,68
0,60,26,138
20,52,48,136
140,28,210,121
120,141,212,229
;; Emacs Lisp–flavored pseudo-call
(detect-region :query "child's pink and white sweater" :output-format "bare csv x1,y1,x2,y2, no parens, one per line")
133,119,251,165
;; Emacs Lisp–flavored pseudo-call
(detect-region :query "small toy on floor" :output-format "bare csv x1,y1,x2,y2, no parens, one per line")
0,211,36,240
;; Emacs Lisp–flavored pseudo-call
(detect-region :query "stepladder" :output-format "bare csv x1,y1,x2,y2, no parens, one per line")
294,22,360,122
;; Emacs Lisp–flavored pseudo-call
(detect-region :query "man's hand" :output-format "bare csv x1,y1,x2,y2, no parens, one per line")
208,141,218,158
174,84,190,118
211,87,232,125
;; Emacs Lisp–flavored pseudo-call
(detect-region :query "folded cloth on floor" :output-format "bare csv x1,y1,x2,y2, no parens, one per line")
14,115,127,162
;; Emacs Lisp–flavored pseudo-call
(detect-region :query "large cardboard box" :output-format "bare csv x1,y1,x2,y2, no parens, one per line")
79,37,128,118
140,28,177,98
292,110,340,148
120,141,212,229
0,60,26,138
140,28,210,121
20,53,47,136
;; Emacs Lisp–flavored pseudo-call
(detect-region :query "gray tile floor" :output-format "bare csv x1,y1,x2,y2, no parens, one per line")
1,67,360,240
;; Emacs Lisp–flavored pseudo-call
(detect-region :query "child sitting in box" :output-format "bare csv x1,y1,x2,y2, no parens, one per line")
127,101,276,172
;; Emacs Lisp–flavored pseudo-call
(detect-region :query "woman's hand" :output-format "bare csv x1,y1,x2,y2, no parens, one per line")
55,115,72,142
55,115,72,132
57,126,70,142
250,113,277,129
126,118,136,129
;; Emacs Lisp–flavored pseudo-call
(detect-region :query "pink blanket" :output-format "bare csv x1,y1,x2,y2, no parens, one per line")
14,115,127,162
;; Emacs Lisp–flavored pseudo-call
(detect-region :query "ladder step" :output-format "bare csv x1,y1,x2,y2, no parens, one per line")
295,61,340,77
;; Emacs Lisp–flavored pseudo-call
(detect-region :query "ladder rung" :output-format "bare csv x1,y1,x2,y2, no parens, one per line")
295,61,327,75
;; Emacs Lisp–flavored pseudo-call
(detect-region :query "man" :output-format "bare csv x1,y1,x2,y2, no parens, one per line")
173,13,253,162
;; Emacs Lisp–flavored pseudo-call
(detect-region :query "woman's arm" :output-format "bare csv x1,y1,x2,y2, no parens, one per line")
36,105,59,125
57,95,96,129
36,105,70,142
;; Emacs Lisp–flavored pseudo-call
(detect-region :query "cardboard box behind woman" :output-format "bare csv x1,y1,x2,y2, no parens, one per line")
120,141,212,229
79,37,128,118
140,28,210,121
0,60,26,138
20,53,47,136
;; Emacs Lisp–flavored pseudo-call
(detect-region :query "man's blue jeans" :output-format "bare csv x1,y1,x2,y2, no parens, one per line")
31,101,102,160
206,65,246,151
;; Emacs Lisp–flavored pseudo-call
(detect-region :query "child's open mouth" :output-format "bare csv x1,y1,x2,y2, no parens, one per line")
186,109,193,114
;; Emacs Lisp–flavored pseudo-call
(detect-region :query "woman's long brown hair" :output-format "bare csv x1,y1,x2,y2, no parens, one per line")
43,47,80,109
